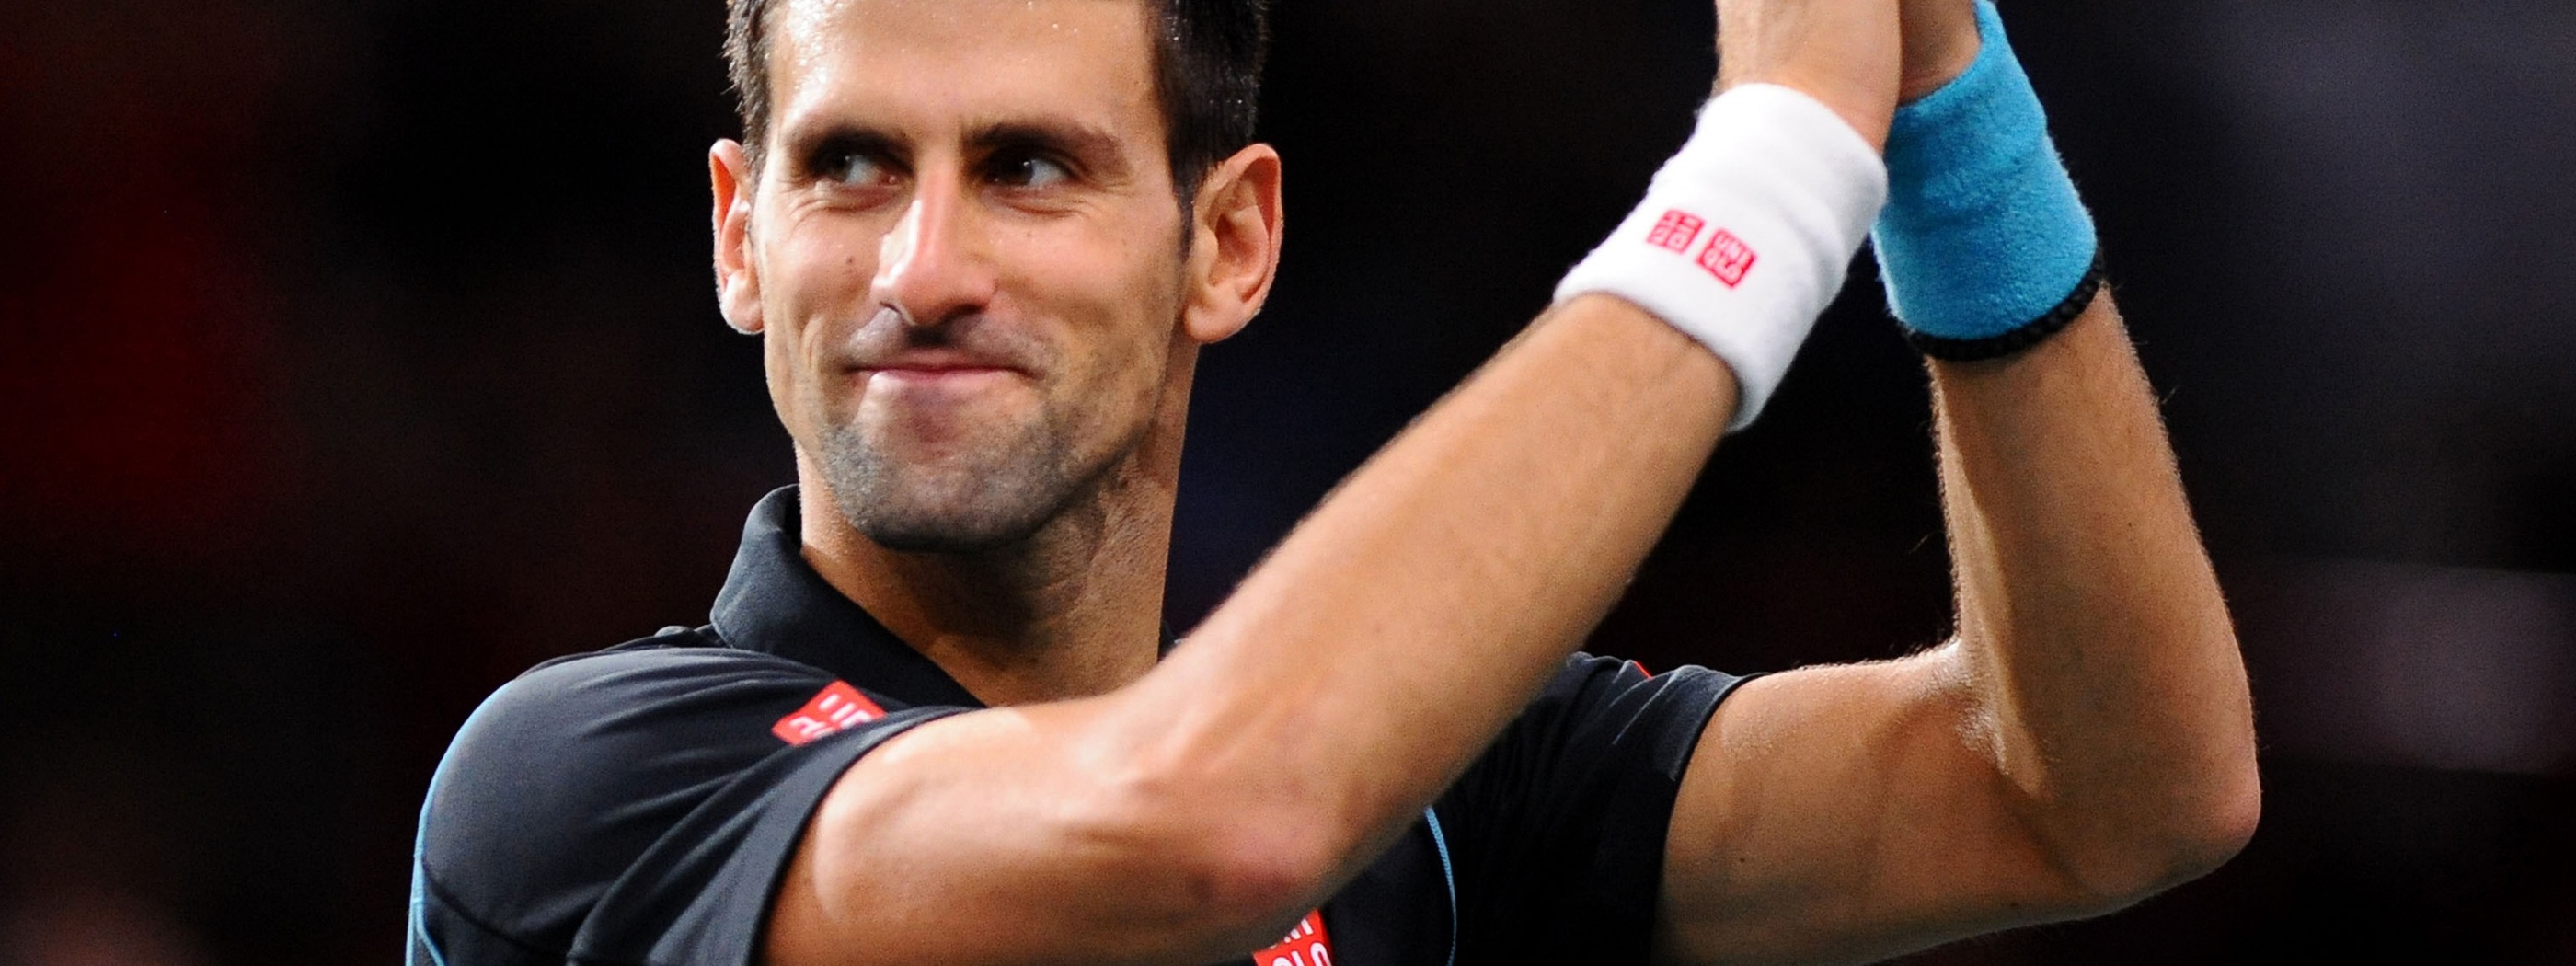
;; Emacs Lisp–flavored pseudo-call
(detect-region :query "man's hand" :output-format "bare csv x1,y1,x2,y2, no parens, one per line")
1897,0,1981,103
1718,0,1903,150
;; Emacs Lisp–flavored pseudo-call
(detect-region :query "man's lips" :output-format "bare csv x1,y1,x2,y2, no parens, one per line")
868,364,1014,376
867,368,1016,396
850,351,1029,398
849,347,1026,375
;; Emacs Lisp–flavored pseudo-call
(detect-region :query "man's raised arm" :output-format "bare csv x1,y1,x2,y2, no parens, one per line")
1652,3,2260,964
764,4,1902,964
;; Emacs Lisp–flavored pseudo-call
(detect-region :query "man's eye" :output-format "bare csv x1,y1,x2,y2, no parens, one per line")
990,154,1073,189
822,151,895,186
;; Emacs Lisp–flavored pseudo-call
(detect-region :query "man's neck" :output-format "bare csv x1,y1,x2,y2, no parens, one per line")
794,457,1175,708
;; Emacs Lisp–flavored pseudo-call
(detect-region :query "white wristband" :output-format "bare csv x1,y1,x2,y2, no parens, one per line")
1555,84,1888,431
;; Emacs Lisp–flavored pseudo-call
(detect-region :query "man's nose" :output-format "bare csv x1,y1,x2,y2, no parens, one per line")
870,173,996,328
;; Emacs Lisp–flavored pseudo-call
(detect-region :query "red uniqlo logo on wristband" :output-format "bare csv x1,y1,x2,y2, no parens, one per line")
1250,910,1333,966
1646,209,1706,252
772,681,886,746
1696,228,1758,287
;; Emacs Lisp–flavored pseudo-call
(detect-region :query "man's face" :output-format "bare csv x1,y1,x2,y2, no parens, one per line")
730,0,1190,552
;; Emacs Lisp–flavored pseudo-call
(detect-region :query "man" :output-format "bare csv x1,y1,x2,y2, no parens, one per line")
409,0,2260,962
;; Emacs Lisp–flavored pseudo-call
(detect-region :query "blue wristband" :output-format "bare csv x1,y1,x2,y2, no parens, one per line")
1873,1,2100,357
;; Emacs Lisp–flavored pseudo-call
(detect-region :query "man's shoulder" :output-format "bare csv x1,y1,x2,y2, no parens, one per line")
450,627,850,764
432,627,850,823
513,624,809,686
415,628,855,951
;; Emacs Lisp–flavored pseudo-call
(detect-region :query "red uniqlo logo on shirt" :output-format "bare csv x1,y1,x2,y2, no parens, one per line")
1696,228,1758,287
1249,910,1333,966
771,681,887,746
1645,209,1706,252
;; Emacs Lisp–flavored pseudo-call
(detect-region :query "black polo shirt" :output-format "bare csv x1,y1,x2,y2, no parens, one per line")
408,487,1750,966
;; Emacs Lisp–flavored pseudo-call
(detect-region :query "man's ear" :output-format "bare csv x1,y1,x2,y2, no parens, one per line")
712,139,765,335
1180,144,1284,346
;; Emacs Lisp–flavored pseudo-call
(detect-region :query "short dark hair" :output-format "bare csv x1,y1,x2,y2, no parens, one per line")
723,0,1270,206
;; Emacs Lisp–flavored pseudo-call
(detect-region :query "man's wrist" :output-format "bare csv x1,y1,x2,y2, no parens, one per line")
1872,0,2100,360
1556,84,1887,431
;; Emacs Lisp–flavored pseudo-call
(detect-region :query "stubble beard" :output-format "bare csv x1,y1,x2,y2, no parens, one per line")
811,404,1102,555
799,253,1185,558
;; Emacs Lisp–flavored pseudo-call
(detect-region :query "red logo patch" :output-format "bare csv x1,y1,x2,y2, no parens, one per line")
1646,209,1706,253
1696,228,1758,287
1250,910,1334,966
772,681,887,746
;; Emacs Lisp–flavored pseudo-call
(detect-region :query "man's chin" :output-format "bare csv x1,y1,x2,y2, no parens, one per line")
828,474,1067,556
811,422,1091,556
857,514,1043,555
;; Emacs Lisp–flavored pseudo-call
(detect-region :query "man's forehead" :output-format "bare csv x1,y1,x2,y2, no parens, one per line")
771,0,1150,40
766,0,1161,137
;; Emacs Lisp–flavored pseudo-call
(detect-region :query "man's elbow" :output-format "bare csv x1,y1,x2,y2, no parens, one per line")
2129,684,2267,900
2061,759,2263,914
1162,814,1341,944
2167,763,2263,884
1082,769,1350,952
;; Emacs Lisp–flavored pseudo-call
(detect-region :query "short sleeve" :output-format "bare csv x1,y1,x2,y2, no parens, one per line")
408,645,960,966
1434,654,1751,965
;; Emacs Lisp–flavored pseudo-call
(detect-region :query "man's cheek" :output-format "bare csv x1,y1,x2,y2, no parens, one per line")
778,216,887,298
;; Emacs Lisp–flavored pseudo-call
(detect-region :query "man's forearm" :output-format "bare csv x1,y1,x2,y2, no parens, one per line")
1930,293,2260,895
1142,294,1733,881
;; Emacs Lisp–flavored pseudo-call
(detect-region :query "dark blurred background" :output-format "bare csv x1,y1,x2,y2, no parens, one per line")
4,0,2572,962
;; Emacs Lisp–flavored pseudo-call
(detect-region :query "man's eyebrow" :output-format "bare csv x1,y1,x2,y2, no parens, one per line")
963,120,1132,171
778,121,903,166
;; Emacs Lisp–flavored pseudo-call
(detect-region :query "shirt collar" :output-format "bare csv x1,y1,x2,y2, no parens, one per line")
708,486,1177,710
710,487,988,709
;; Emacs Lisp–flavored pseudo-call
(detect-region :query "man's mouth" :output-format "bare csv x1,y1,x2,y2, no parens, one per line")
832,312,1047,401
853,350,1029,405
868,366,1016,390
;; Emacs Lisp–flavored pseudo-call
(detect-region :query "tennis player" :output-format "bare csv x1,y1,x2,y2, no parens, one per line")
408,0,2260,962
